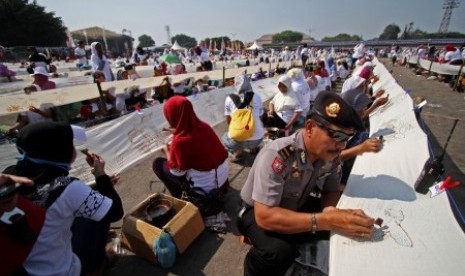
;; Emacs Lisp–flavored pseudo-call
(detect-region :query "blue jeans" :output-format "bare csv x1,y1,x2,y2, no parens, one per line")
221,132,262,153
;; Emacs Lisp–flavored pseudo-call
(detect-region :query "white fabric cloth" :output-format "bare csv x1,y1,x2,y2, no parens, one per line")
330,58,465,276
23,180,113,276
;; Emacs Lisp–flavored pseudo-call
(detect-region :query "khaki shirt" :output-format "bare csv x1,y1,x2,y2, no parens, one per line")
240,130,340,211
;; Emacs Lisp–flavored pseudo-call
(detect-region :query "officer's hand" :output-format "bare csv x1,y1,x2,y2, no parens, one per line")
374,96,389,108
323,207,374,239
361,138,382,153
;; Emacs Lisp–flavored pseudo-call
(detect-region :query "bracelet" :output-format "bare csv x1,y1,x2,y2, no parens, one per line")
311,213,317,234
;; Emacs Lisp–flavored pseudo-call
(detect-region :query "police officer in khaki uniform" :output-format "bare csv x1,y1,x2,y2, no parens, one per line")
238,91,375,275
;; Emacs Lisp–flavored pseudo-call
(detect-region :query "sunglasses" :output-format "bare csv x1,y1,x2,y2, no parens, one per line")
314,121,354,142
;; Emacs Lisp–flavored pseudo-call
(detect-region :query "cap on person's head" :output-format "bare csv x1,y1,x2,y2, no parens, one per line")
307,91,364,131
341,88,373,113
234,73,252,94
32,66,49,77
16,122,86,164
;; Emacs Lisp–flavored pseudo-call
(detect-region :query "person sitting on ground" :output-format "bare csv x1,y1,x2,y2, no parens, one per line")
124,64,142,80
337,60,350,80
444,44,463,65
132,46,149,65
31,66,56,91
74,40,89,71
288,68,311,125
237,91,375,275
2,122,124,275
222,73,265,162
26,47,50,74
152,96,229,215
339,87,388,189
0,62,17,82
263,75,303,133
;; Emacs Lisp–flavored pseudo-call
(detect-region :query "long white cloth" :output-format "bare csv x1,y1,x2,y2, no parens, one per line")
329,58,465,276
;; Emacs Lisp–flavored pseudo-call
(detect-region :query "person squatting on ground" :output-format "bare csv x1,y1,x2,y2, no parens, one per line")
2,122,124,275
237,91,376,275
152,96,230,216
262,75,303,133
222,73,265,162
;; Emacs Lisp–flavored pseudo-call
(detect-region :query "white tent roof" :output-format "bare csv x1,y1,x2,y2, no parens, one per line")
247,41,263,50
171,41,185,51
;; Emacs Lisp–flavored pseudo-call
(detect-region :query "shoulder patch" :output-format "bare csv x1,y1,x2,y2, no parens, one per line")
278,144,295,161
272,157,286,174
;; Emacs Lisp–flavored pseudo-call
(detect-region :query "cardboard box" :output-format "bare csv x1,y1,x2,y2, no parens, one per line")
121,193,205,263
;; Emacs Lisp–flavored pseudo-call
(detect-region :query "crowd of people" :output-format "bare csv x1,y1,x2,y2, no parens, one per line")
0,38,456,275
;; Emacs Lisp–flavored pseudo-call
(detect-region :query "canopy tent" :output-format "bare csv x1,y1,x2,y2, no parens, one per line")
247,41,263,50
171,41,186,51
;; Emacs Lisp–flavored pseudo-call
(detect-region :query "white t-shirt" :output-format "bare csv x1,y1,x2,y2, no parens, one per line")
291,79,311,116
170,159,229,193
270,91,303,123
23,180,113,276
224,92,265,141
74,47,87,65
445,50,462,63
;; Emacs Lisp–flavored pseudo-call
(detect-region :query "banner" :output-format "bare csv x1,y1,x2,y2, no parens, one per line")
329,58,465,275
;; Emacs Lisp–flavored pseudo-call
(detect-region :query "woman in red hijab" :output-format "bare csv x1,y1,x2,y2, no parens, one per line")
152,96,229,212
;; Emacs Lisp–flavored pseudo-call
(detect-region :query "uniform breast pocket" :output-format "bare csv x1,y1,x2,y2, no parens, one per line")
282,178,303,199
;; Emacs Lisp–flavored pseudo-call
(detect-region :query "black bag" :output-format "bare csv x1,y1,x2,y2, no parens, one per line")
182,186,224,217
180,171,225,217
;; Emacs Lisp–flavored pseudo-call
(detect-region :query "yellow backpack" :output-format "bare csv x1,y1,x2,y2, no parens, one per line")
228,92,255,141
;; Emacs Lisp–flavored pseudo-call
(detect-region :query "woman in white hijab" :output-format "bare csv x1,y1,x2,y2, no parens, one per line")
90,42,114,82
265,75,302,131
288,68,311,117
341,75,366,94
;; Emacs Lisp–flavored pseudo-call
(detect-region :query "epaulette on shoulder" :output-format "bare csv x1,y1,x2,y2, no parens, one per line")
277,144,295,161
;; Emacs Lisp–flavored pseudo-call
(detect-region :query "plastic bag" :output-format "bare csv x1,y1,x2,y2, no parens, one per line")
153,228,177,268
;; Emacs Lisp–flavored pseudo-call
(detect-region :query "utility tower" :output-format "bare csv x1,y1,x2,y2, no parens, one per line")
438,0,460,33
165,25,172,45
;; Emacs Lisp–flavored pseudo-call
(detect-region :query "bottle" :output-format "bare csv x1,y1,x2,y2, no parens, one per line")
153,227,177,268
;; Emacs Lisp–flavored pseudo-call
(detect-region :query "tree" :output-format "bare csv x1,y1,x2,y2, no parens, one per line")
272,30,303,43
0,0,67,46
171,34,197,48
379,24,401,40
138,34,155,48
322,33,362,42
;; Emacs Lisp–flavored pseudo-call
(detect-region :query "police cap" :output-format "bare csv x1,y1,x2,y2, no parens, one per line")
307,91,365,131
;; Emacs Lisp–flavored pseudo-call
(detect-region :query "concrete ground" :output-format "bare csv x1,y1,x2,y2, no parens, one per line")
100,59,465,276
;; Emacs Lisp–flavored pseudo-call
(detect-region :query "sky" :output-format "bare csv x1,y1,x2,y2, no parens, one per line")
35,0,465,44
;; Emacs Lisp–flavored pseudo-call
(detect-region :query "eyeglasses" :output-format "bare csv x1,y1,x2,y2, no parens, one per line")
314,121,354,142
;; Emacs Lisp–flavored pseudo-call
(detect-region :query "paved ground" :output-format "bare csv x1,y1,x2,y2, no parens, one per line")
99,59,465,276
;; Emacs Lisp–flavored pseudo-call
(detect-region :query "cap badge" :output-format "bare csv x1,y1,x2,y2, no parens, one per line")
325,102,340,118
